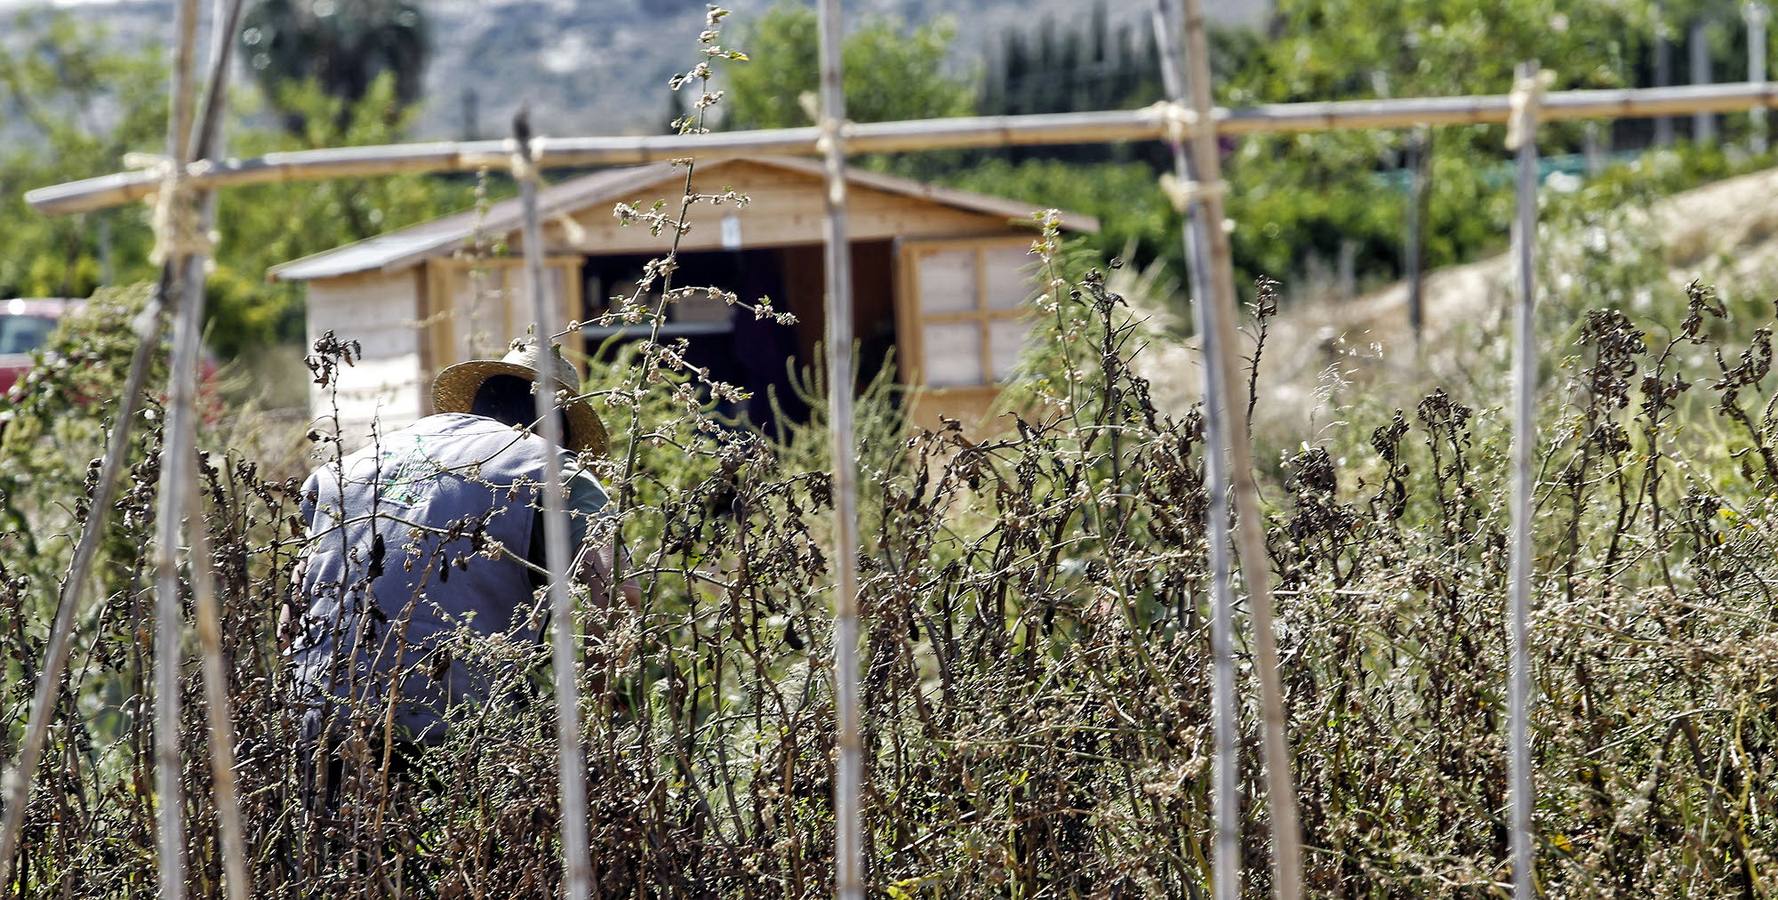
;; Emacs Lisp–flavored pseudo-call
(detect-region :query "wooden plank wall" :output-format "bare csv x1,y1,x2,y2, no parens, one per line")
304,268,429,441
546,160,1017,255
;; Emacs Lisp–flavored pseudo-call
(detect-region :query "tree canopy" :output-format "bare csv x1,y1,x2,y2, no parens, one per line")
239,0,430,131
722,2,973,130
0,9,472,356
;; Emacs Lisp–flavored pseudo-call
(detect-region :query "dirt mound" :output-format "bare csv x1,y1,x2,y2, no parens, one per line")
1128,164,1778,444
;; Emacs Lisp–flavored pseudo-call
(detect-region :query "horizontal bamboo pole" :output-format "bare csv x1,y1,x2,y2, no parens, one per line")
27,81,1778,217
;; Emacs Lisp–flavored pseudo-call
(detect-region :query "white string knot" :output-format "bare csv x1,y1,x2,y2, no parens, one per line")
1144,100,1198,146
815,116,849,204
813,115,848,156
508,138,538,183
127,152,216,265
1505,69,1555,151
1158,172,1226,213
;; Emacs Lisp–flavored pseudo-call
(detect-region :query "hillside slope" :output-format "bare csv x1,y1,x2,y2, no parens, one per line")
1266,165,1778,372
1128,164,1778,443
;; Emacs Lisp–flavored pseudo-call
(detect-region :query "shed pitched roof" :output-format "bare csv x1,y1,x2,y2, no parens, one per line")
268,157,1098,282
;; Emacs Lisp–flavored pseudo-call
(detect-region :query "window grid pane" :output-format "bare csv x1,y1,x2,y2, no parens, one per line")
988,318,1031,382
983,246,1034,311
913,242,1040,388
917,250,977,314
921,322,985,387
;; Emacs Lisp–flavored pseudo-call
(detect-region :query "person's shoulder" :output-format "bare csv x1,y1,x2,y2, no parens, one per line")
418,412,531,439
411,412,496,435
560,450,611,504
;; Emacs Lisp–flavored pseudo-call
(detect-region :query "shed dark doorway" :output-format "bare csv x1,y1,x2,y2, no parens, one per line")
579,242,899,434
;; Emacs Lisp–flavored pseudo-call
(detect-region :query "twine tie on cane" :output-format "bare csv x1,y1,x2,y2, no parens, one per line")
1143,100,1199,146
815,116,849,205
1159,172,1227,213
1506,69,1555,151
508,137,538,184
1150,102,1220,212
126,152,216,266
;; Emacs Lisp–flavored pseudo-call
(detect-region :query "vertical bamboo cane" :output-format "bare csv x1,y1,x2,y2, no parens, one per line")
150,1,206,895
513,112,594,900
1152,6,1242,894
1655,8,1675,146
1505,61,1544,900
0,0,244,883
187,4,251,897
1405,127,1434,353
814,1,864,897
1691,22,1716,143
1157,1,1305,895
1750,3,1769,155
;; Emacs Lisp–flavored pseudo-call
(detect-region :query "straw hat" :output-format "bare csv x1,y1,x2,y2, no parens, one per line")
433,340,608,455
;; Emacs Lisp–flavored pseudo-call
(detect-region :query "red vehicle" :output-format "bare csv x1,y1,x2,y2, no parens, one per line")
0,297,221,402
0,297,80,395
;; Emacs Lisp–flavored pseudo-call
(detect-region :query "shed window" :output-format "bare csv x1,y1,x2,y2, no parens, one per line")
900,238,1038,388
582,252,753,339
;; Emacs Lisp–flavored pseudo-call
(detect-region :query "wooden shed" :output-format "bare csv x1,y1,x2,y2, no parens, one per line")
269,156,1097,436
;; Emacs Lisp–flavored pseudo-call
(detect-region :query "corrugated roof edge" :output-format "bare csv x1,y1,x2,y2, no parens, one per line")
267,157,1099,283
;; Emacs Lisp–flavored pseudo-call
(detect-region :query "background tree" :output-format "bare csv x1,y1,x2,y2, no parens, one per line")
239,0,429,132
206,74,479,357
723,2,973,131
0,10,470,357
1218,0,1664,295
0,9,164,300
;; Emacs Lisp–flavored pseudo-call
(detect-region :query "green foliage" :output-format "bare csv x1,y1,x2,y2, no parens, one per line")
0,285,161,591
207,74,482,356
723,2,973,130
0,10,482,358
943,158,1180,277
953,0,1778,299
0,9,165,300
1209,0,1635,293
1244,0,1651,104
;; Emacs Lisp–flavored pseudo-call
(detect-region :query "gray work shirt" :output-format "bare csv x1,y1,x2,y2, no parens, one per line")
292,412,611,742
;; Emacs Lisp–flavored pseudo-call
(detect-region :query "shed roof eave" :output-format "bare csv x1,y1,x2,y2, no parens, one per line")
749,156,1101,234
270,156,1100,282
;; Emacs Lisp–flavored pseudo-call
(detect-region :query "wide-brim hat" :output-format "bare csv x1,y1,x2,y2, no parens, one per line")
433,340,608,455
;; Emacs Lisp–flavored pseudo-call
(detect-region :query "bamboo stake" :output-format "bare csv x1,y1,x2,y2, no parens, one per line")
1405,127,1433,352
1151,4,1241,894
27,82,1778,217
150,2,206,895
1656,14,1675,146
0,0,242,880
1750,3,1769,155
1504,62,1546,900
177,1,252,894
1691,23,1716,144
513,111,593,900
815,1,865,897
1159,0,1305,895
